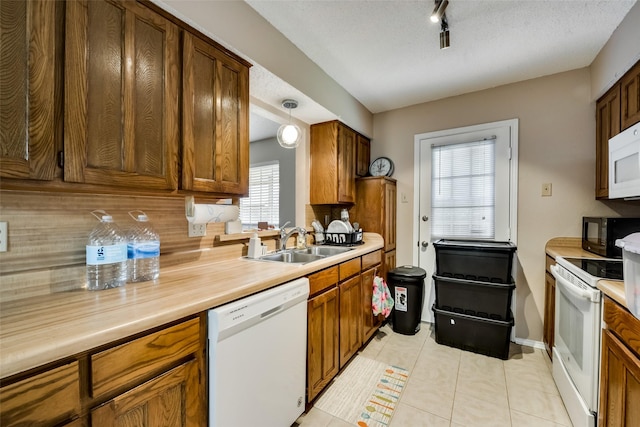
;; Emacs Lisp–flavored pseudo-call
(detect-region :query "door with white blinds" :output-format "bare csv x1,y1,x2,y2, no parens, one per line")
239,162,280,229
414,119,517,322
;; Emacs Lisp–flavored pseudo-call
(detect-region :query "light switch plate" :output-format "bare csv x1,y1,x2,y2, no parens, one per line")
0,222,7,252
541,183,552,197
188,222,206,237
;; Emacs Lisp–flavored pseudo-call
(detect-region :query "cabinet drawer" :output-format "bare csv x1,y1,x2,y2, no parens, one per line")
603,296,640,356
91,318,200,397
308,266,339,296
339,258,361,281
0,361,80,426
362,250,382,271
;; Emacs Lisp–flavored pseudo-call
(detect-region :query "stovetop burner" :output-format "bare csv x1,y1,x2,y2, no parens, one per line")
563,257,623,281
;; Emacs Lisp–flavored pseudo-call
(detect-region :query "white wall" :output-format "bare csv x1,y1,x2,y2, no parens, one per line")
372,68,640,341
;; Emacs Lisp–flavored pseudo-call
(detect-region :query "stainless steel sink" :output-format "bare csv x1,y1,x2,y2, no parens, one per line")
259,251,325,264
294,246,354,256
253,245,353,264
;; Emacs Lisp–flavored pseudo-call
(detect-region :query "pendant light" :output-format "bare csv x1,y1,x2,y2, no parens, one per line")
277,99,302,149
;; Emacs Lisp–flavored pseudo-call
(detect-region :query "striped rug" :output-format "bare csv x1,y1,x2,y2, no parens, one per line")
314,355,409,427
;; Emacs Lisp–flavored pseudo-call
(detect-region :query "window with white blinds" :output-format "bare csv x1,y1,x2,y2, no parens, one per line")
239,162,279,228
431,139,495,239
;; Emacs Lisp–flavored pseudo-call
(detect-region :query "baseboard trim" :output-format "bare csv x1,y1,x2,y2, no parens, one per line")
513,337,545,350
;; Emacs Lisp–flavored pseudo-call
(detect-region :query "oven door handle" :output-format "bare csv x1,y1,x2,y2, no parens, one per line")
550,265,600,303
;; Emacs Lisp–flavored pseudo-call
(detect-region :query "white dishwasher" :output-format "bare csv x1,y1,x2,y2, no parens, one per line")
208,277,309,427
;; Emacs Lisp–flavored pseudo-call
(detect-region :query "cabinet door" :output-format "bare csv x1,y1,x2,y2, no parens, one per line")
339,275,362,368
598,329,640,427
543,270,555,360
383,249,397,282
0,361,80,426
182,32,249,195
307,286,339,402
0,0,56,180
383,179,397,252
91,359,201,427
355,134,370,177
621,60,640,130
361,264,382,343
337,125,356,203
595,84,621,199
64,0,179,190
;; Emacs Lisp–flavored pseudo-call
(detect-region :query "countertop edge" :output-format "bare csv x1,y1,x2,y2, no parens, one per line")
545,237,627,309
1,234,384,379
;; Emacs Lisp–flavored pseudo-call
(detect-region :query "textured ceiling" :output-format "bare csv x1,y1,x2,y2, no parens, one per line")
246,0,637,115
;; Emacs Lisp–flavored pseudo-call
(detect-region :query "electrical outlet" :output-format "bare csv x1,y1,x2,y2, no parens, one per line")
188,222,206,237
0,222,7,252
541,183,552,197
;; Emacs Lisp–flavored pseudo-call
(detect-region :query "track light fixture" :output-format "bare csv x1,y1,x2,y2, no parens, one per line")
440,16,450,49
277,99,302,149
430,0,448,23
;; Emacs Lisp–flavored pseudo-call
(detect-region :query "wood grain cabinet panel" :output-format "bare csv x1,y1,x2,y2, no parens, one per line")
339,275,363,368
308,265,339,296
383,249,396,281
307,286,340,402
355,134,370,177
339,257,362,281
621,60,640,130
91,359,201,427
90,318,200,398
64,0,179,190
0,361,80,426
595,84,621,199
598,329,640,427
0,0,56,180
182,32,249,195
543,269,556,360
361,262,382,343
310,121,357,204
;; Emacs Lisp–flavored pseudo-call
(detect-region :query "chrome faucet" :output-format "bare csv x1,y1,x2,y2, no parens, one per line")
279,221,307,251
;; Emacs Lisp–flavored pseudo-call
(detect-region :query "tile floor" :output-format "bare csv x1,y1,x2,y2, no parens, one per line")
297,323,572,427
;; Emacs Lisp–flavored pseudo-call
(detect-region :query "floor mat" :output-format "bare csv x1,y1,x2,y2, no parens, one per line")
314,355,409,427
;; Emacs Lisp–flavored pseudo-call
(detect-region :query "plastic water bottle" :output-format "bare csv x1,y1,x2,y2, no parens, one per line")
127,211,160,282
86,210,127,290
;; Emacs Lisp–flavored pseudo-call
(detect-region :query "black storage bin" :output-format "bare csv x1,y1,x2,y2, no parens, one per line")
387,266,426,335
433,239,517,284
433,274,515,321
432,305,513,360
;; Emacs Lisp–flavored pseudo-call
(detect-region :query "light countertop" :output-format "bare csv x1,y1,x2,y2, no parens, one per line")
545,237,627,308
0,233,384,379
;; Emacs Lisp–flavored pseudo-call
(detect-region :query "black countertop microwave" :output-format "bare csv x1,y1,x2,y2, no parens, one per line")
582,217,640,258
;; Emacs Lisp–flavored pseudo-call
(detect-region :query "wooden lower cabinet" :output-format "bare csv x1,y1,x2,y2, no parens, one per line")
543,255,556,360
306,252,383,402
0,317,204,427
599,296,640,426
339,275,363,368
0,361,80,426
383,249,396,282
307,286,340,402
91,360,200,426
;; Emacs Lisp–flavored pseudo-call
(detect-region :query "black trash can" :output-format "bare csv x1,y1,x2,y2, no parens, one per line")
388,266,427,335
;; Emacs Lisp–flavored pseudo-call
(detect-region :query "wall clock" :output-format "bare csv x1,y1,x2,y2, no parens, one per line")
369,157,394,177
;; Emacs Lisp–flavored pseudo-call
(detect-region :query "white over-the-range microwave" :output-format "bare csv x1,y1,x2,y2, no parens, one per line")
609,122,640,200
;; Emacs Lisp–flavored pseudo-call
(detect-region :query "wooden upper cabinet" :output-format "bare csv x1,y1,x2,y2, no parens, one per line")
0,0,56,180
182,32,249,195
310,121,356,204
595,84,621,199
64,0,180,190
621,60,640,130
355,134,370,177
355,177,397,252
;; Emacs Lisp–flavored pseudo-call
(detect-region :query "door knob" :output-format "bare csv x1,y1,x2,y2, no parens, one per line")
422,216,429,221
421,241,429,248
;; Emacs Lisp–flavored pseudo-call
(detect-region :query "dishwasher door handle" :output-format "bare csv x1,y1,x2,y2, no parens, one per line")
261,304,284,319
